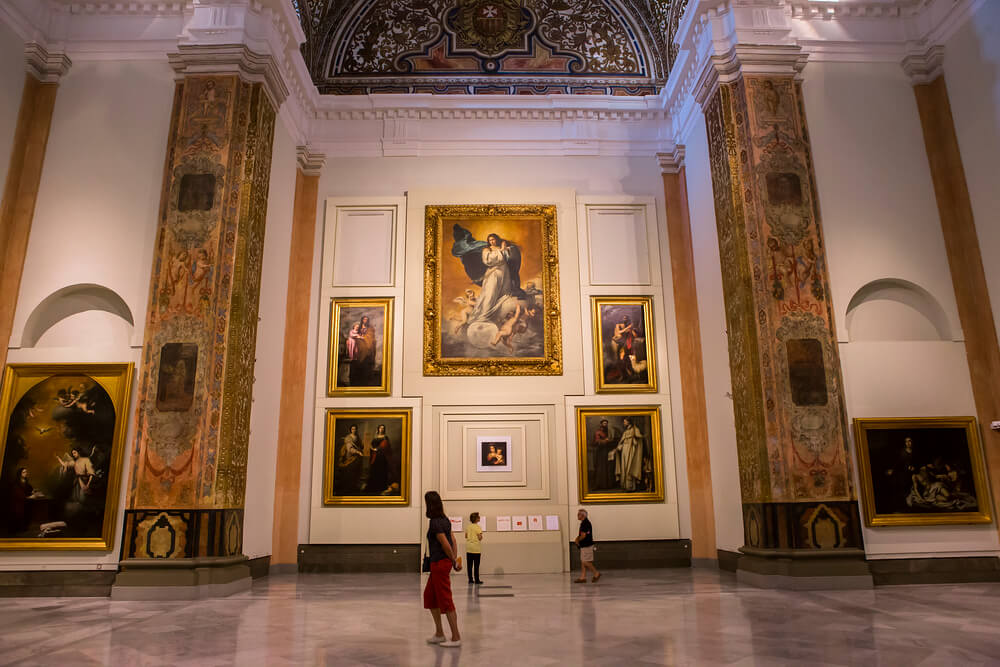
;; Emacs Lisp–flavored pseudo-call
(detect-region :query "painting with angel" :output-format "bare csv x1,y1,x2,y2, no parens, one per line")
423,204,562,376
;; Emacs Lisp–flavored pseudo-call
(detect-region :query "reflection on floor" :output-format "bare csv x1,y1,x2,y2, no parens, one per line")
2,568,1000,666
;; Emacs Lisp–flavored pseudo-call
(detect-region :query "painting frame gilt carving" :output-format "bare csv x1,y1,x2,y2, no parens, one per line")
854,417,992,527
0,363,134,550
327,297,394,397
423,204,562,376
576,406,664,504
323,408,412,506
591,296,658,393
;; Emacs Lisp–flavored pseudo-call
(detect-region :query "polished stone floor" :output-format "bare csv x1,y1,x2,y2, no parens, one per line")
2,569,1000,666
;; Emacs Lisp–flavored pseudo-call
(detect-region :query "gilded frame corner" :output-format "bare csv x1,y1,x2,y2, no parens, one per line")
322,408,412,506
590,295,658,394
327,297,394,397
854,416,993,527
0,363,134,551
576,405,665,504
422,203,563,376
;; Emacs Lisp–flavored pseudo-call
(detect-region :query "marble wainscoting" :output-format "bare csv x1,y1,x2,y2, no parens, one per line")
2,569,1000,664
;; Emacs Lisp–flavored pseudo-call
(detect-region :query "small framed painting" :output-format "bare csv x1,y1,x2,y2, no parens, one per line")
0,363,134,550
576,406,664,503
323,408,411,506
854,417,992,526
328,297,393,396
476,436,512,473
591,296,657,393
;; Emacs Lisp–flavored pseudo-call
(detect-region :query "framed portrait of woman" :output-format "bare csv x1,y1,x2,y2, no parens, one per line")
423,204,562,376
328,298,393,396
575,406,664,503
0,363,134,550
323,408,411,506
591,296,658,393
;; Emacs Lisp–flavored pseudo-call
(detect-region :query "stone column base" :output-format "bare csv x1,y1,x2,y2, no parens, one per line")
736,547,873,590
111,555,252,600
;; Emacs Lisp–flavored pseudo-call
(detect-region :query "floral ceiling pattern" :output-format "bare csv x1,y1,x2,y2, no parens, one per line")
297,0,677,95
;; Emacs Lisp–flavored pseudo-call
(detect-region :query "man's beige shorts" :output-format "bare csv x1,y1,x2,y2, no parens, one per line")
580,546,595,563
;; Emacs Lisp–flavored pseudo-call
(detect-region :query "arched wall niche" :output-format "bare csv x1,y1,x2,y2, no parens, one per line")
21,283,135,349
845,278,952,342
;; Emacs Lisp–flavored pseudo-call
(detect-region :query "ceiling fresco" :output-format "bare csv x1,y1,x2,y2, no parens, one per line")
296,0,680,95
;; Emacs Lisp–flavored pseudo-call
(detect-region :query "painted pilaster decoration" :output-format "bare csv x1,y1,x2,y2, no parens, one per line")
122,54,278,561
24,43,71,83
296,145,327,175
698,44,862,554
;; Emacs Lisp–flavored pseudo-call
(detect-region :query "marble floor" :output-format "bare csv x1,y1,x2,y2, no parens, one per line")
1,569,1000,666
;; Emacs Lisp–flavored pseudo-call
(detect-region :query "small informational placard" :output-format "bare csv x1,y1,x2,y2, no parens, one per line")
528,515,544,531
479,516,487,532
545,515,560,531
496,516,512,531
450,516,463,532
512,516,528,531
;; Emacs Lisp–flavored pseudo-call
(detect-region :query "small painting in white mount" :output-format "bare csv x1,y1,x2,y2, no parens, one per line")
586,206,650,285
476,435,513,472
332,206,396,286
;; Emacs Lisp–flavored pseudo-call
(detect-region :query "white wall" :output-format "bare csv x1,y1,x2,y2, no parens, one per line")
302,155,690,567
682,118,745,553
243,118,297,559
945,0,1000,343
0,19,24,199
1,59,174,570
803,60,998,558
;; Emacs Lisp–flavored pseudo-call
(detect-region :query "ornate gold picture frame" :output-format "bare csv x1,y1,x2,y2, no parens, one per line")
591,296,658,393
423,204,562,376
323,408,411,506
0,363,134,550
854,417,992,526
327,297,393,396
576,405,664,503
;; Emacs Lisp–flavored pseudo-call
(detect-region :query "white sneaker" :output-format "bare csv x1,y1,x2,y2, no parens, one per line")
426,635,446,645
440,640,462,648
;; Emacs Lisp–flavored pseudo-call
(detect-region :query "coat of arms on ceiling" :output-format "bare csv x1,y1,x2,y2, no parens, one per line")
447,0,533,57
302,0,668,95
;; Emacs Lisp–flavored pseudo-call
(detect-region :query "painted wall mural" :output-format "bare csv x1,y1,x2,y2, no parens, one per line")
298,0,668,94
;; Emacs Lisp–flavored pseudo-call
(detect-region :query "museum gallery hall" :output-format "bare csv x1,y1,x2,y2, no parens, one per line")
0,0,999,664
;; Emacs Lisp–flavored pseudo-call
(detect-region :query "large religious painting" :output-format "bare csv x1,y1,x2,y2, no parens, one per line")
591,296,658,393
0,363,133,550
323,409,411,506
576,406,663,503
328,298,394,396
854,417,992,526
423,204,562,376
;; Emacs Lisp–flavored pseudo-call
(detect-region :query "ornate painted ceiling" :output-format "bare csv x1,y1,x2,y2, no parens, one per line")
294,0,689,95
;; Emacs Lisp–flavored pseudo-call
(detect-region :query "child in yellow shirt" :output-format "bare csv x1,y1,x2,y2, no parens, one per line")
464,512,484,584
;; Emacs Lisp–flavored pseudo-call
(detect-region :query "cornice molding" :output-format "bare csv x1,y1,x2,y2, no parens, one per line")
692,44,808,106
25,42,72,83
168,44,289,108
902,44,946,85
657,145,686,173
296,146,326,175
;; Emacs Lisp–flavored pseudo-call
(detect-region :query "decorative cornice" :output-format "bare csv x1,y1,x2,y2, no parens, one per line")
168,44,289,109
657,145,686,173
25,42,72,83
296,146,326,175
693,45,808,106
902,44,946,85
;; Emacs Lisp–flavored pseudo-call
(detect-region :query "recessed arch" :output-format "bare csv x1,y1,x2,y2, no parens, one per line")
21,283,135,348
845,278,951,342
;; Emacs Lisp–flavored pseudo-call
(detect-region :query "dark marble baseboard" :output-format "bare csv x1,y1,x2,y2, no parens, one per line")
568,539,691,570
298,544,421,573
0,570,117,597
248,555,271,579
869,556,1000,586
717,549,740,573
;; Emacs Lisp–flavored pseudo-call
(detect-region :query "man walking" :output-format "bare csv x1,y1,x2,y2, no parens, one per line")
574,509,601,583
